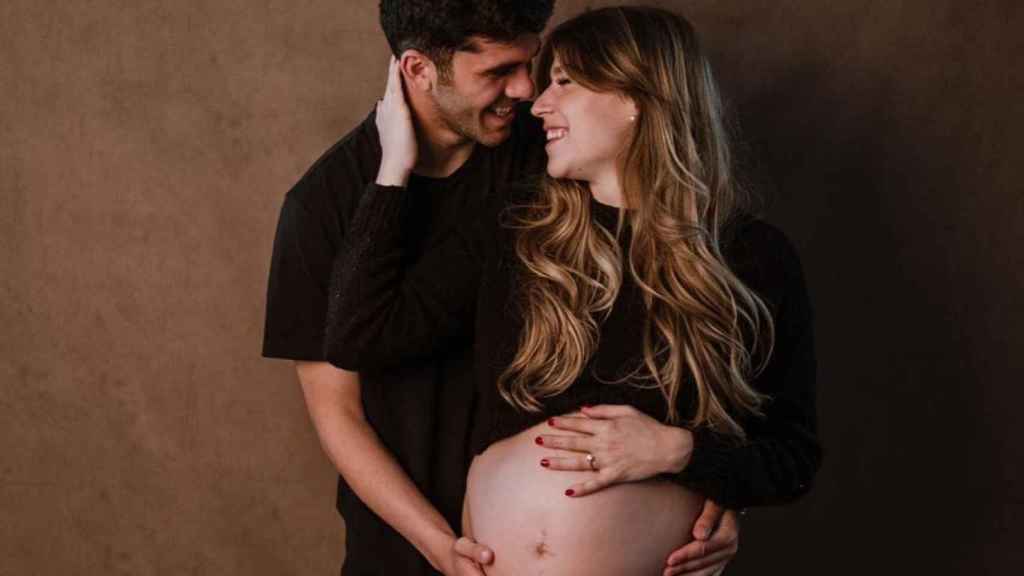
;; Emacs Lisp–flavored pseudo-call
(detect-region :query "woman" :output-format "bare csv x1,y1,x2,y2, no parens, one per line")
327,6,820,576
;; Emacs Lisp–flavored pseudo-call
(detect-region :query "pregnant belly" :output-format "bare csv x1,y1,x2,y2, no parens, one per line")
465,417,704,576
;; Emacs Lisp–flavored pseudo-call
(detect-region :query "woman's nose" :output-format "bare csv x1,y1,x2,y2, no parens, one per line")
531,87,553,117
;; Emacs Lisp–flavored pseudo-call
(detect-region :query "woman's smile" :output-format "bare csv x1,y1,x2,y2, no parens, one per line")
545,126,569,149
531,57,637,185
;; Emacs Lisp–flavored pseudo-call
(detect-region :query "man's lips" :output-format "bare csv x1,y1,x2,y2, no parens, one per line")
489,105,514,118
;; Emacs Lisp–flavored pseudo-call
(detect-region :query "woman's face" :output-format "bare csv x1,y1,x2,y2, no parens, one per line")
530,56,637,185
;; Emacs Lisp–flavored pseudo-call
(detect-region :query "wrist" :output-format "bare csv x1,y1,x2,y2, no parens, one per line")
376,162,411,187
662,425,694,474
420,528,457,573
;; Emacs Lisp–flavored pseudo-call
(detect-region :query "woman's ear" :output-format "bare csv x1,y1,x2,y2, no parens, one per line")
626,98,640,123
398,50,436,92
617,94,640,123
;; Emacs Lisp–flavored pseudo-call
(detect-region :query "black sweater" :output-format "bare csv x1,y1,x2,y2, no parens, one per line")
325,183,822,509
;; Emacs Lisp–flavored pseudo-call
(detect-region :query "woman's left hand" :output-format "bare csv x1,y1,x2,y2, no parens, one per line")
537,404,695,497
375,56,418,187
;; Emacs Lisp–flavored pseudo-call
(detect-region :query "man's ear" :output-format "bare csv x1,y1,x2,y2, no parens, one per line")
398,50,437,92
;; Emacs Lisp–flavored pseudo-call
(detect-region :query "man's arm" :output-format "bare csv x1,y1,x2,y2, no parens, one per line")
295,361,487,574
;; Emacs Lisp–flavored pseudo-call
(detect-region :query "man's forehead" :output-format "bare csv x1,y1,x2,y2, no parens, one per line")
459,34,541,65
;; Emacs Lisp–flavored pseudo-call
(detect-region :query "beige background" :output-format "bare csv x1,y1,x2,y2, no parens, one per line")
2,1,1020,574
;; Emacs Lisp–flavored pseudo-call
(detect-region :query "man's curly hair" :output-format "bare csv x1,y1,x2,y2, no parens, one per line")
380,0,555,78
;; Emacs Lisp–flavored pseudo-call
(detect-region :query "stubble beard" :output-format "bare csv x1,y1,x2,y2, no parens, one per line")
432,84,507,148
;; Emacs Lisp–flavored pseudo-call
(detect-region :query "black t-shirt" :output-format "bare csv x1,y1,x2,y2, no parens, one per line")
325,182,822,510
262,103,545,575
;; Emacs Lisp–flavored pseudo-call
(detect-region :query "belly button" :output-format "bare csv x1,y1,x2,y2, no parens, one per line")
532,529,552,558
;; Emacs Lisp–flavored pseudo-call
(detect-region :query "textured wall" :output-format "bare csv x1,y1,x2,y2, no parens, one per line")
1,1,1019,574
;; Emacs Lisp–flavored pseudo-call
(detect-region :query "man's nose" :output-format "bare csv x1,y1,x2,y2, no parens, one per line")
506,66,536,101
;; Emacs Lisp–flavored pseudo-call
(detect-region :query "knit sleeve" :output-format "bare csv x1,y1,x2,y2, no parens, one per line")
323,183,484,371
674,220,822,509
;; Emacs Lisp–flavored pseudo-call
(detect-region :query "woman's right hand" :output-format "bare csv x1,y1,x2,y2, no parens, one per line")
375,56,418,187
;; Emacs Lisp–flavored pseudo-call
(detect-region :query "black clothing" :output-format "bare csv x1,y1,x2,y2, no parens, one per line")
326,183,822,510
262,103,545,575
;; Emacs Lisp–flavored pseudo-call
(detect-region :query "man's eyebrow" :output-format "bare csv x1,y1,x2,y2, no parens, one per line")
478,39,543,75
481,60,527,75
457,37,485,54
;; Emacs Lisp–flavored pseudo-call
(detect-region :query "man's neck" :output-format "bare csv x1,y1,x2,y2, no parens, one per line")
407,90,476,179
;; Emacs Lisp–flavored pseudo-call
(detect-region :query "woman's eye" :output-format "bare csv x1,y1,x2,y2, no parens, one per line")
555,78,571,86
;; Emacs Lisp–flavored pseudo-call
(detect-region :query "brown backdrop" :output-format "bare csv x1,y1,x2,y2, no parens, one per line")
2,1,1020,574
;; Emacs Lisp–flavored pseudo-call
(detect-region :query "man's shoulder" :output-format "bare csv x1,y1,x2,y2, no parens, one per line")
285,109,381,211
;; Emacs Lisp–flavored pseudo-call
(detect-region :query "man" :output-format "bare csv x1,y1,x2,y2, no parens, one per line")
262,2,739,574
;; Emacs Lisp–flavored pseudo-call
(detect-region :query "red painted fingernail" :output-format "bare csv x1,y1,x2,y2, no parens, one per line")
540,459,550,467
565,489,575,496
535,436,544,445
548,418,555,426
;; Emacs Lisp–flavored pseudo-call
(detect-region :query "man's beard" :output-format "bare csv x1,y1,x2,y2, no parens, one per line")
432,85,509,148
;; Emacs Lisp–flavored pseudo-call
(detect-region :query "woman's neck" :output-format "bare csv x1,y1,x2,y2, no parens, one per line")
588,169,625,208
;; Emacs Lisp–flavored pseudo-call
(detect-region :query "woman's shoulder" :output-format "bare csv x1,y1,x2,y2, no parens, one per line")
723,214,800,259
721,214,808,307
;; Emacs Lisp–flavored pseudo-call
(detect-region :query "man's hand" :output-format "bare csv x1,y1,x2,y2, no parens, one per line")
663,500,740,576
441,535,494,576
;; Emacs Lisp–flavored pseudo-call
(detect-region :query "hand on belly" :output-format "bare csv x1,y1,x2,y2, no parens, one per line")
465,420,704,576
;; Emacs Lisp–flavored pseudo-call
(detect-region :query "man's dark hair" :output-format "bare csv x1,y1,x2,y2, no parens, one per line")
380,0,555,78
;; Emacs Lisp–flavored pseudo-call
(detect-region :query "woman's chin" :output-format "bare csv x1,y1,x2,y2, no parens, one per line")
545,163,568,179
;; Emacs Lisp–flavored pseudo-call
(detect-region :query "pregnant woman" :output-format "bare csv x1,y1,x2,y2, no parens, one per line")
327,6,820,576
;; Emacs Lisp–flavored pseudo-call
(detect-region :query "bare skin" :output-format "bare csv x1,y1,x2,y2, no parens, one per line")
464,419,704,576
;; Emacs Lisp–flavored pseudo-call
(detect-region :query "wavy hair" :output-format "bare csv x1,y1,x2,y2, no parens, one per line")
498,6,774,439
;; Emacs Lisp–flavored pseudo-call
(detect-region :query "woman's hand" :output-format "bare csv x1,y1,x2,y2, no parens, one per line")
375,56,417,187
536,404,695,497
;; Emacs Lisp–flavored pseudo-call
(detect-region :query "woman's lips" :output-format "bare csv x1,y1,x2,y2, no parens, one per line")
545,127,568,148
546,128,568,140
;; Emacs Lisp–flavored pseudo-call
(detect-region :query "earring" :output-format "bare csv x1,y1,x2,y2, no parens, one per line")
628,115,637,122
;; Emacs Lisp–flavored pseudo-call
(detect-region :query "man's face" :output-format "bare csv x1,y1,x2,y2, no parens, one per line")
431,35,541,147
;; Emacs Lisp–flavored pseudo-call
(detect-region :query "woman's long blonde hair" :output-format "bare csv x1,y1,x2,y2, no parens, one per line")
498,6,774,439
